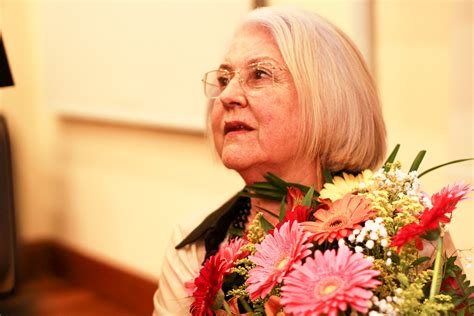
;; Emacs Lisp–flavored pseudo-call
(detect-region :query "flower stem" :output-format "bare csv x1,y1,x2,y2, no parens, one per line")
222,301,232,314
238,297,254,314
429,236,444,300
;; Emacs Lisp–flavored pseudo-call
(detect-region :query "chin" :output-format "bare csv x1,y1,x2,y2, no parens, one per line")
220,152,254,172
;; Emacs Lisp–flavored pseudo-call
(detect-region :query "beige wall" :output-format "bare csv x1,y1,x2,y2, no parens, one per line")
374,1,473,282
1,0,472,283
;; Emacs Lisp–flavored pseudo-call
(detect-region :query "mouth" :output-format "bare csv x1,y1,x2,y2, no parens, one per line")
224,121,254,135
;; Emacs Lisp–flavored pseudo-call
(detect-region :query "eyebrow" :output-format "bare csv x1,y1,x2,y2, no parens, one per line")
218,56,282,70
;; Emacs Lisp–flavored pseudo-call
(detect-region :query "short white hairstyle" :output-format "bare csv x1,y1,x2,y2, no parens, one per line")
243,6,387,173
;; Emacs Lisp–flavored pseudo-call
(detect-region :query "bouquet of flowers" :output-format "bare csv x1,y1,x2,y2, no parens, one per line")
187,146,474,315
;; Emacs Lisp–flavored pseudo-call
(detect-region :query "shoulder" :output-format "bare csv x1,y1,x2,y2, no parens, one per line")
175,192,247,249
152,222,206,315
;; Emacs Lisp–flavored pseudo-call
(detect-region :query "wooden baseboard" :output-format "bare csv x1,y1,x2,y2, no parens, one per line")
18,240,157,315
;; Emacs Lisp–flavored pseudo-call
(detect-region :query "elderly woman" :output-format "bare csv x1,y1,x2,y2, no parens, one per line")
153,6,386,315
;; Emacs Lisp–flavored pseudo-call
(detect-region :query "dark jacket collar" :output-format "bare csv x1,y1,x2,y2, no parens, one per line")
175,191,249,260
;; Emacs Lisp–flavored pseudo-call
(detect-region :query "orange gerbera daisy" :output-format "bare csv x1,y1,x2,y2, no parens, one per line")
302,193,374,244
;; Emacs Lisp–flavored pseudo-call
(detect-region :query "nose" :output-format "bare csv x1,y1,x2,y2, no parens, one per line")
219,74,248,109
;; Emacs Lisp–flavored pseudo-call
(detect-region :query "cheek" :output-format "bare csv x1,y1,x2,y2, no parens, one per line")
210,104,223,154
258,99,300,151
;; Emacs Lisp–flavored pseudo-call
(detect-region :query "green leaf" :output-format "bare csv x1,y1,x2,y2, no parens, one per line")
468,300,474,312
452,296,466,306
245,187,283,195
302,187,315,207
384,144,400,171
468,297,474,307
323,168,333,184
259,215,274,233
421,228,440,241
211,289,225,311
279,196,287,222
238,297,254,314
410,256,430,268
255,206,279,219
409,150,426,172
249,182,281,190
227,226,244,237
446,269,457,278
446,256,457,265
419,158,474,178
264,173,289,190
239,191,283,201
466,286,474,296
391,253,401,265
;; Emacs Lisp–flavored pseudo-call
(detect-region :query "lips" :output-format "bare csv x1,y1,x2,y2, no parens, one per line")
224,121,254,135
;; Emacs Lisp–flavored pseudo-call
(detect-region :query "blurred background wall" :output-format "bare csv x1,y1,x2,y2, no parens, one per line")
0,0,472,284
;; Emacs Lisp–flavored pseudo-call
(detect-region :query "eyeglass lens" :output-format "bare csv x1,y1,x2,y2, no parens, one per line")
203,62,276,98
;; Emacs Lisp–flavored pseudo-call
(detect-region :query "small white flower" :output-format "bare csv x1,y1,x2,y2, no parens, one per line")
386,258,392,266
367,256,375,262
395,288,402,294
378,299,388,312
366,240,375,249
348,234,355,242
387,251,392,257
375,217,383,224
386,296,393,302
355,246,363,253
408,171,418,179
338,239,345,247
466,263,472,269
370,232,379,240
353,229,361,235
381,239,388,247
356,235,365,243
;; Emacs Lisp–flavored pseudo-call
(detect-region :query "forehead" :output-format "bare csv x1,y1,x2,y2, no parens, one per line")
221,24,284,69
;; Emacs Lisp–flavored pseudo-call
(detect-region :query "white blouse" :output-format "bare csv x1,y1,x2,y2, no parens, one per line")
152,224,206,315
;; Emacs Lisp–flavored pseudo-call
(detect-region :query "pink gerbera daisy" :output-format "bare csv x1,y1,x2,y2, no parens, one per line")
218,237,249,271
281,245,381,316
302,193,374,244
246,221,313,301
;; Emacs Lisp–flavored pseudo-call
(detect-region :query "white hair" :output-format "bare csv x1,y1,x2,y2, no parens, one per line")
243,6,387,172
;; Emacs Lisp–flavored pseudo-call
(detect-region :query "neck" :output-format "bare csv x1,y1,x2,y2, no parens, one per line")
243,157,323,227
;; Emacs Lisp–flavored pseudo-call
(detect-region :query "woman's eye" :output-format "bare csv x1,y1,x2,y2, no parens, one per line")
253,68,272,80
217,75,229,87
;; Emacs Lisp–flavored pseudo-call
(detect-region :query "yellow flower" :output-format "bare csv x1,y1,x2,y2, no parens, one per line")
319,170,373,202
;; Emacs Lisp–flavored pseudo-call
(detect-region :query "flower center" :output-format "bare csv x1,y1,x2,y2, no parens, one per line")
314,276,343,299
324,215,348,230
276,256,289,270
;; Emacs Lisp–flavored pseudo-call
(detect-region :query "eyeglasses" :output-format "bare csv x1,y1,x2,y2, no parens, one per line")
202,62,285,99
